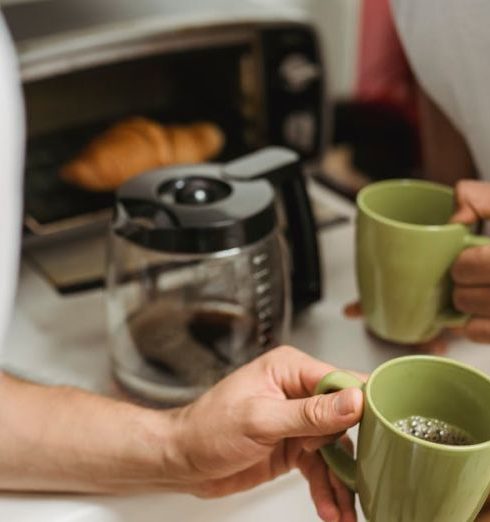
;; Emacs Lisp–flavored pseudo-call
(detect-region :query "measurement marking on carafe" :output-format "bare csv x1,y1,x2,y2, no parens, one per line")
253,268,270,280
252,253,269,266
259,334,268,345
258,308,272,320
252,250,274,349
256,282,272,295
257,295,272,308
258,320,273,333
259,329,273,345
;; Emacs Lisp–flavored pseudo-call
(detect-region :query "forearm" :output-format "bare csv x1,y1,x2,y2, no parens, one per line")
0,373,184,494
416,85,476,185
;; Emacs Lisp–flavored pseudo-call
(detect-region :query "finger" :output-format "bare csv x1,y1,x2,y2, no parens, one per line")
260,345,336,398
299,451,340,522
413,333,449,355
453,286,490,316
446,325,465,338
252,388,363,441
452,246,490,285
477,512,490,522
328,469,356,522
302,433,345,453
477,498,490,522
463,317,490,343
338,434,354,454
195,460,276,498
450,205,481,224
329,437,356,522
343,301,363,319
302,431,353,454
450,180,490,224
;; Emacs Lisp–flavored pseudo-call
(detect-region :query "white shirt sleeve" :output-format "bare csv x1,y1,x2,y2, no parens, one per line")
0,13,24,351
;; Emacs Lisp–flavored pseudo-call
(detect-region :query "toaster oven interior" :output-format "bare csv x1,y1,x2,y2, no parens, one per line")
24,43,257,236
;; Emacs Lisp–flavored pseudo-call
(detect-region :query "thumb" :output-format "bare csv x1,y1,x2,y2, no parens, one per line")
256,388,363,441
450,180,490,224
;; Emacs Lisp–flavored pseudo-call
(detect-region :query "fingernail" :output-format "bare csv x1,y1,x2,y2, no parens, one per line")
334,389,356,416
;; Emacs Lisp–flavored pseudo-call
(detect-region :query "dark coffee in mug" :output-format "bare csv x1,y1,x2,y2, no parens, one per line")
394,415,475,446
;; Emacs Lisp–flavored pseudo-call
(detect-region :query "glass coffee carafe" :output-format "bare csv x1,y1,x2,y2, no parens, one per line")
107,147,319,404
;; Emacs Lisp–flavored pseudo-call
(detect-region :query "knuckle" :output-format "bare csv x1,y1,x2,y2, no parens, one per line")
477,246,490,272
263,345,296,362
240,399,266,436
465,319,490,343
451,255,468,282
452,248,477,278
473,245,490,266
451,264,462,283
453,287,470,311
452,246,490,284
261,345,305,374
302,395,327,432
454,179,472,196
275,345,298,358
455,179,482,200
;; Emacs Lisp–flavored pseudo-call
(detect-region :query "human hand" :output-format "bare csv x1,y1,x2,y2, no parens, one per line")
168,346,364,522
450,180,490,342
477,495,490,521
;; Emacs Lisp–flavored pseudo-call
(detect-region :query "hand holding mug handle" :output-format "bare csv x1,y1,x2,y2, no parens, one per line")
314,371,365,491
435,233,490,328
445,180,490,342
344,233,490,345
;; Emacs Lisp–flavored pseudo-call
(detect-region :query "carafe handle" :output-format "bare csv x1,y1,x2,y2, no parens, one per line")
224,147,322,310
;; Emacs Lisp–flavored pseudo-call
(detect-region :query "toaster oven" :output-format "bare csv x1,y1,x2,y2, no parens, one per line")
4,0,328,243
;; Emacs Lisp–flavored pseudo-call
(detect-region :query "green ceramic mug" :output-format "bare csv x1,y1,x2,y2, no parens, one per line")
357,179,490,344
315,356,490,522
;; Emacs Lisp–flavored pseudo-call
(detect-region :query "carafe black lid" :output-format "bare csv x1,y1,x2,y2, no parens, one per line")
114,164,277,254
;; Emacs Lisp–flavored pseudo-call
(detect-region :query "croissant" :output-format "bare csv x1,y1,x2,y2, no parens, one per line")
60,117,225,191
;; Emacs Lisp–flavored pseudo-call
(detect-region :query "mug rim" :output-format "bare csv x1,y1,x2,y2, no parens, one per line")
357,179,467,233
366,355,490,452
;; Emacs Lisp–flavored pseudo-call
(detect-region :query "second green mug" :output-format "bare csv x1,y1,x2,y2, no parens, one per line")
315,356,490,522
356,179,490,344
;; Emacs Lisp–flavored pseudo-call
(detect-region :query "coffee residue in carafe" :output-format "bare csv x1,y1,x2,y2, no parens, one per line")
128,298,258,387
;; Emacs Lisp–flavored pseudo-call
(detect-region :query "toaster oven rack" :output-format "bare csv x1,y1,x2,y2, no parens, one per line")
24,106,248,240
25,120,114,231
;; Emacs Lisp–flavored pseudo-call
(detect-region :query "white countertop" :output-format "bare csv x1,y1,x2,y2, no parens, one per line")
1,184,489,521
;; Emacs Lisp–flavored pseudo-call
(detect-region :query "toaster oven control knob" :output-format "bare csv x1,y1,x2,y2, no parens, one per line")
283,111,315,153
279,54,321,92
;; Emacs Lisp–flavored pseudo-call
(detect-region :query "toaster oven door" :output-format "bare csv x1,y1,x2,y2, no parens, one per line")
23,43,259,241
23,24,327,243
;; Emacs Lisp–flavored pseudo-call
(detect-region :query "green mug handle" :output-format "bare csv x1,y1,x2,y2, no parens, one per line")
436,233,490,328
314,371,365,492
